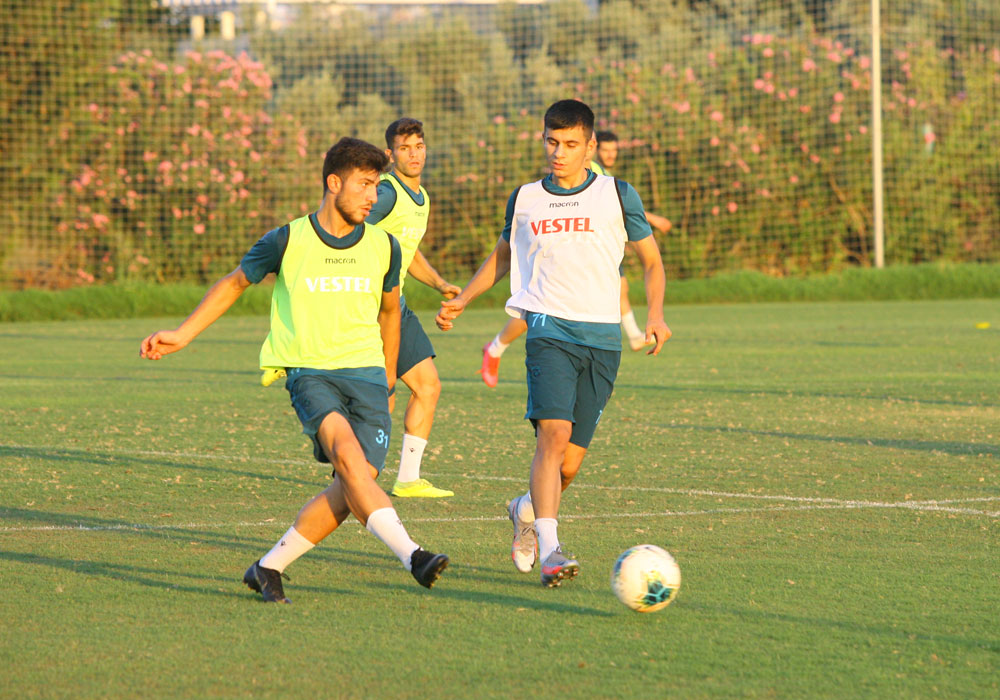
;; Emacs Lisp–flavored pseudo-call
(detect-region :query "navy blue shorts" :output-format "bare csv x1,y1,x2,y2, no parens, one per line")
286,371,391,473
524,337,621,448
398,299,435,377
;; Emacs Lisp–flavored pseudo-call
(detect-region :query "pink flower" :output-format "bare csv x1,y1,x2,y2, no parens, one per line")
829,112,841,124
833,92,845,103
727,202,738,213
859,125,868,134
827,51,842,63
859,56,871,69
789,175,799,184
674,101,691,114
802,59,816,72
93,214,110,228
754,78,765,90
232,171,245,184
711,206,720,216
763,48,774,58
493,115,505,125
751,143,761,154
158,161,173,173
710,110,723,122
810,154,821,164
710,136,721,146
193,224,205,234
627,93,640,104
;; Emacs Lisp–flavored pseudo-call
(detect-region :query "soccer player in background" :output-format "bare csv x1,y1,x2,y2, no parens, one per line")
477,129,672,387
366,118,460,498
436,100,670,587
140,138,449,603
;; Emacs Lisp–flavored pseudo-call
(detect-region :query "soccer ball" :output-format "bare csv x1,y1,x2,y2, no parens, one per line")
610,544,681,613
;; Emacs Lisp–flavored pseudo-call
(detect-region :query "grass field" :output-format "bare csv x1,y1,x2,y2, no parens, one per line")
1,300,997,699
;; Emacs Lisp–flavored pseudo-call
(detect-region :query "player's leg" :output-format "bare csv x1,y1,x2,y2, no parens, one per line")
391,306,452,497
481,317,527,387
333,387,450,588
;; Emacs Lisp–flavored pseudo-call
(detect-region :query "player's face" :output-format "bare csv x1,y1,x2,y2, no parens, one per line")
596,140,618,168
544,126,596,182
332,168,381,225
388,133,426,179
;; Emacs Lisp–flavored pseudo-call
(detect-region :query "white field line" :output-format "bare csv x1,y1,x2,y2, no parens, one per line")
1,499,997,535
1,444,998,535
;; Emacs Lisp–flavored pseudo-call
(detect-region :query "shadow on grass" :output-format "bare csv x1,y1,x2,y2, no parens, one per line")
365,579,615,617
0,549,258,600
683,601,1000,654
615,382,999,409
657,424,997,457
0,444,320,487
0,507,286,556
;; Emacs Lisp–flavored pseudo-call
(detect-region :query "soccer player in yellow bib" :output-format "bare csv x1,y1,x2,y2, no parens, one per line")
140,138,449,603
366,118,460,498
436,100,670,587
477,130,673,387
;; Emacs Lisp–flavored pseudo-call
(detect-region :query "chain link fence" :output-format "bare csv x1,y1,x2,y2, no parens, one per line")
1,0,997,289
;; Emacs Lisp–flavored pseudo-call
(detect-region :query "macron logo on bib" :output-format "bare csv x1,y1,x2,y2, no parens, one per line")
530,217,593,236
304,276,373,293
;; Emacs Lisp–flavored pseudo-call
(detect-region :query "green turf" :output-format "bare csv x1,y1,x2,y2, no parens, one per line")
1,301,997,699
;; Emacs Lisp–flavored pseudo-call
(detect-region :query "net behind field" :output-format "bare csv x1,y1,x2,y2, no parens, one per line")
1,0,997,289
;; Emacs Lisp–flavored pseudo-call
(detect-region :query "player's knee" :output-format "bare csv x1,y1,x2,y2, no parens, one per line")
411,372,441,404
538,420,572,448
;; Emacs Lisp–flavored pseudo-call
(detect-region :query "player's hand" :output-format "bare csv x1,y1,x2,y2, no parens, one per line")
644,320,672,356
140,330,189,360
435,297,467,331
647,213,672,234
438,282,462,300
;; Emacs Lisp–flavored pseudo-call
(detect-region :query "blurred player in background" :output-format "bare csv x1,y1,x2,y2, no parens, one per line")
140,138,448,603
477,130,673,387
366,118,460,498
436,100,670,587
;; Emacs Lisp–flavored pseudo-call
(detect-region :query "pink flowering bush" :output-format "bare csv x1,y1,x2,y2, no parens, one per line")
56,49,311,284
19,7,997,288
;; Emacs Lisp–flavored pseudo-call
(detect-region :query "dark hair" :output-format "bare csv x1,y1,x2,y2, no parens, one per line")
322,137,389,192
385,117,424,149
543,99,595,136
596,130,618,145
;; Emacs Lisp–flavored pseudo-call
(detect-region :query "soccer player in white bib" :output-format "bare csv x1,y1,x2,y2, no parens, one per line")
477,129,673,387
366,118,460,498
140,138,449,603
436,100,670,587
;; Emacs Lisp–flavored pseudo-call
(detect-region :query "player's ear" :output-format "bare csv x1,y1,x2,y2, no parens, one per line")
326,172,342,194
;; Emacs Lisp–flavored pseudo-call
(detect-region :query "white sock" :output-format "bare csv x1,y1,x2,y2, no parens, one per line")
487,336,509,358
621,310,643,341
535,518,559,561
515,492,535,523
259,526,315,573
397,433,427,483
366,507,420,570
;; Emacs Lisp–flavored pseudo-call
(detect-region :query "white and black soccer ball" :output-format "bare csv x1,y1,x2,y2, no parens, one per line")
610,544,681,613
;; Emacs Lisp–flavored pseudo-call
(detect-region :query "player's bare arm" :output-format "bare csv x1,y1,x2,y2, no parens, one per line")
378,285,401,392
407,249,460,299
435,236,511,331
645,211,672,234
139,266,252,360
632,235,671,355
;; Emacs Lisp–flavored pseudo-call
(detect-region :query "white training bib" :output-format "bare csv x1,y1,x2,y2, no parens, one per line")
506,175,626,323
